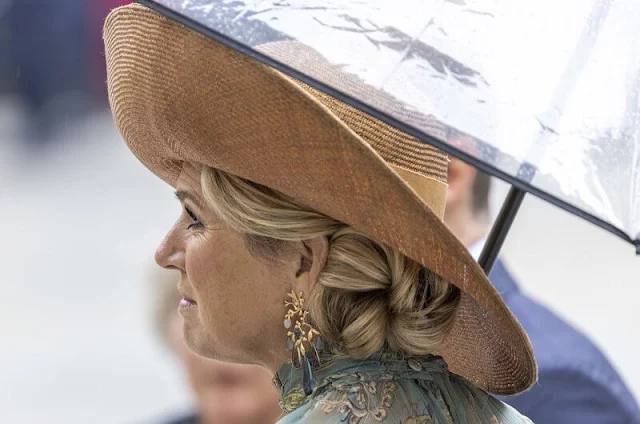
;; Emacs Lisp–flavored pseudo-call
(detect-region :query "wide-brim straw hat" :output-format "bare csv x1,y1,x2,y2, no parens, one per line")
104,3,536,395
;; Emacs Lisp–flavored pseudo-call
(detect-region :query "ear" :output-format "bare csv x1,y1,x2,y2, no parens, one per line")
294,236,329,295
446,157,477,209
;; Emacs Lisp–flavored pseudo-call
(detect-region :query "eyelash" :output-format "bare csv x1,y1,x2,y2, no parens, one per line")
185,207,203,230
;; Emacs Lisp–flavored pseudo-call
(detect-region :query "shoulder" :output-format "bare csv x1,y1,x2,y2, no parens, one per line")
489,262,640,422
277,371,396,423
279,371,432,423
498,287,640,421
507,289,604,368
279,370,533,424
493,262,628,385
504,292,639,412
490,261,593,361
505,367,640,423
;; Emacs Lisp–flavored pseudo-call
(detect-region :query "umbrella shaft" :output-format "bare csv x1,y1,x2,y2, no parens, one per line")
479,186,526,274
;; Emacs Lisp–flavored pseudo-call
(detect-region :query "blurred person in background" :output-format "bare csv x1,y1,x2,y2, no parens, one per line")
7,0,91,144
3,0,129,146
0,0,12,96
154,270,283,424
444,131,640,423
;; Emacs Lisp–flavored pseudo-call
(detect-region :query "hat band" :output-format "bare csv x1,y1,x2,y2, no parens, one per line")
390,165,447,220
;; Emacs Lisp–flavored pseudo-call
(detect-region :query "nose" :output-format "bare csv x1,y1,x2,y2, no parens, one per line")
155,224,185,272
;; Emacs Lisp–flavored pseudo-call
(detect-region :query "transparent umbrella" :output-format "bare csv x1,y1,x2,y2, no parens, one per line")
136,0,640,269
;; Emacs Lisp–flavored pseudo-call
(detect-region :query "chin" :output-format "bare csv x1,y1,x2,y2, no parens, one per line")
182,317,261,367
182,318,216,358
182,319,239,364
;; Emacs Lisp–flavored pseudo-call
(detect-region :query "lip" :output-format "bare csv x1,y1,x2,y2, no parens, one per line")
178,295,197,309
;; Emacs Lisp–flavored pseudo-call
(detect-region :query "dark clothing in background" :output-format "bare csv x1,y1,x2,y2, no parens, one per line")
4,0,130,143
162,413,199,424
491,260,640,424
9,0,91,140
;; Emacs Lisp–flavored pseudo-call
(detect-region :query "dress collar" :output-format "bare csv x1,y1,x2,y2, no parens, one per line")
273,351,449,413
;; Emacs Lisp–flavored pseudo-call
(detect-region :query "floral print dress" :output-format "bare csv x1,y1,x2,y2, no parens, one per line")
273,354,533,424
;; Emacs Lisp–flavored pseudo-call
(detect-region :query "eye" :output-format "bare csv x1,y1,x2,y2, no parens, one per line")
185,206,203,230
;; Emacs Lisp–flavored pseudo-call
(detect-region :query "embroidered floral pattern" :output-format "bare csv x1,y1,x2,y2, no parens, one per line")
280,385,308,414
276,355,533,423
317,372,396,423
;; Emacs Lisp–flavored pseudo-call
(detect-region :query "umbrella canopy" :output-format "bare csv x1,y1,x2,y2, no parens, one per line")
138,0,640,250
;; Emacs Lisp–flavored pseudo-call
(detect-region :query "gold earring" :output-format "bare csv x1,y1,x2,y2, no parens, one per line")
284,290,322,395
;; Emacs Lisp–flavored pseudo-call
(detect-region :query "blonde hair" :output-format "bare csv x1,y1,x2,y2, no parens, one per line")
201,167,460,359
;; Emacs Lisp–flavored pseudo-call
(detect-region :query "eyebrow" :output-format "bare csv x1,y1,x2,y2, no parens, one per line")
174,190,203,210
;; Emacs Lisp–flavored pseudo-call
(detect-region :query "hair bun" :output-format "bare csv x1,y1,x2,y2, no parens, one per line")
309,228,460,359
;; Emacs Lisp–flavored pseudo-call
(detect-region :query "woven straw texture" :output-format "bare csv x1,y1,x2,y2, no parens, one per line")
256,41,449,184
104,3,536,395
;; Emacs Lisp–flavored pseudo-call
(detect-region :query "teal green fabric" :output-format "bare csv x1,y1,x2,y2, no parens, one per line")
275,353,533,423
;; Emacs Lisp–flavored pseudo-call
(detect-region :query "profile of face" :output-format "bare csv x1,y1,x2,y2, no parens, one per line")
167,312,282,424
155,163,326,371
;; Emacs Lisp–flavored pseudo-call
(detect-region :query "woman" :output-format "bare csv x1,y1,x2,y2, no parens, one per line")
104,4,536,422
154,270,283,424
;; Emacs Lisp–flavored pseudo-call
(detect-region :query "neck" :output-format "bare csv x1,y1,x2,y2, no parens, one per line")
242,325,294,376
263,348,291,376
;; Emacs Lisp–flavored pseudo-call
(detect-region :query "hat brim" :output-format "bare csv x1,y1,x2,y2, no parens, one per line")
104,3,536,395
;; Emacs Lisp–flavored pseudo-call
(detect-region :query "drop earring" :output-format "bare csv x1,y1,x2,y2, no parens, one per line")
284,290,323,395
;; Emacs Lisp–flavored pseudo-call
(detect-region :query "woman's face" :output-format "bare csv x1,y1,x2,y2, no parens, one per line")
155,163,299,369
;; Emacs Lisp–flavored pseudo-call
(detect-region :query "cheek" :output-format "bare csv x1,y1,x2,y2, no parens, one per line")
186,233,258,308
183,231,288,352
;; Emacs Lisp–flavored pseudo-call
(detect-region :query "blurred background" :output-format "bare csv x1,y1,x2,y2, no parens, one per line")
0,1,638,423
